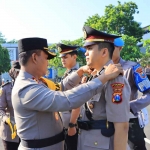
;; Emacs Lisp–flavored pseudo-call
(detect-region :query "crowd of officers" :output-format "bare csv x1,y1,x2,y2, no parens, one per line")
0,26,150,150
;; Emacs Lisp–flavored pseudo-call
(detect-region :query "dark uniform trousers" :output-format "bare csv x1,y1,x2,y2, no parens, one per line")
2,140,20,150
65,131,78,150
129,118,146,150
61,66,79,150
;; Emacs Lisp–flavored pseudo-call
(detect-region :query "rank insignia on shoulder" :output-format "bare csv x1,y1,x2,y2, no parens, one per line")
111,83,124,104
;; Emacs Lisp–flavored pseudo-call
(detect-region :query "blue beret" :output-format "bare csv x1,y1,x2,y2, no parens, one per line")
114,38,124,47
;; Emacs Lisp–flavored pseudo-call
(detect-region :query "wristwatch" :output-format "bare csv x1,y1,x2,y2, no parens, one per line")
68,123,77,128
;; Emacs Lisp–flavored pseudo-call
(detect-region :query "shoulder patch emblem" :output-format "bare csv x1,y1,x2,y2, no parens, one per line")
135,66,146,79
111,83,124,104
83,29,87,39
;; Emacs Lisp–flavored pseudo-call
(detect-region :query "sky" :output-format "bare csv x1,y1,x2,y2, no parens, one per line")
0,0,149,43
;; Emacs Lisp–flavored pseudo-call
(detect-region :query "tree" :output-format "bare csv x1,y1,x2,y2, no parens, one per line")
0,32,6,43
121,35,142,61
0,45,11,84
84,1,143,40
0,45,11,74
139,28,150,67
7,39,18,43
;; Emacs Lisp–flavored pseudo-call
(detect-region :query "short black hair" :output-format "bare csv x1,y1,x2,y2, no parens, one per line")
19,50,41,66
97,42,114,59
69,51,78,56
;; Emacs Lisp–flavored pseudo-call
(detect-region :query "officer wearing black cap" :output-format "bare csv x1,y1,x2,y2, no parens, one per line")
12,37,123,150
58,43,79,150
0,61,20,150
69,26,131,150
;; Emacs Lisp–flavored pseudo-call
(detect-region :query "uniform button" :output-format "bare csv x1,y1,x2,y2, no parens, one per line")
94,142,98,145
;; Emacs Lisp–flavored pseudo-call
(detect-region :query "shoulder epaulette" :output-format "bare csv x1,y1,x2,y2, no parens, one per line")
125,60,137,67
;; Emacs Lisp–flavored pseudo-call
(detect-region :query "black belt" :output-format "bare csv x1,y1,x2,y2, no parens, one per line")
21,130,65,148
77,119,114,130
77,119,115,137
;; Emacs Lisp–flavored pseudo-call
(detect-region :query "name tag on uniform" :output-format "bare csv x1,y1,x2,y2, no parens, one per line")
133,64,150,92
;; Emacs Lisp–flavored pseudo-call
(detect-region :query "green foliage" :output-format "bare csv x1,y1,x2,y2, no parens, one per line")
139,27,150,67
121,35,142,61
84,1,143,40
48,44,62,69
0,45,11,74
139,53,150,67
0,32,6,43
7,39,18,43
143,29,150,54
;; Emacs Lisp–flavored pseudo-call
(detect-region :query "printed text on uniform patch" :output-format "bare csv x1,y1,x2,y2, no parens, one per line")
111,83,124,104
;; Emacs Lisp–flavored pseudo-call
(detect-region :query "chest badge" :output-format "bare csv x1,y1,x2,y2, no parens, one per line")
111,83,124,104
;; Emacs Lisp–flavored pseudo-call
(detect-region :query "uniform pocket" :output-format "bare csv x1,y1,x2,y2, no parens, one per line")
84,130,110,150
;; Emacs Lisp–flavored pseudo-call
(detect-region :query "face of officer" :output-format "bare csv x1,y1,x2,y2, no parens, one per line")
36,51,49,76
61,54,77,69
112,46,122,64
85,44,109,71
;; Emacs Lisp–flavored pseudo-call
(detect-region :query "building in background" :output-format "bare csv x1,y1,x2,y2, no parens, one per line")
1,43,18,82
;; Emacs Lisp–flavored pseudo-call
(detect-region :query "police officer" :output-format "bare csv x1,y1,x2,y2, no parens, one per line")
12,37,123,150
75,26,131,150
0,61,20,150
113,38,150,150
57,43,79,150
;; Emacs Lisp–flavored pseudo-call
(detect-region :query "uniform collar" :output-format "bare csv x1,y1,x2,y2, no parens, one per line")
18,70,35,80
97,60,113,75
67,63,79,73
71,63,79,70
119,57,126,66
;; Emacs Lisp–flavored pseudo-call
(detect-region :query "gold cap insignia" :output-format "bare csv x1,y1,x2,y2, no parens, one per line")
83,29,87,39
58,47,62,53
43,47,49,51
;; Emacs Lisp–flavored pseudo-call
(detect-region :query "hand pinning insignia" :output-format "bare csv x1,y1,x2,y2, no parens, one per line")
111,83,124,104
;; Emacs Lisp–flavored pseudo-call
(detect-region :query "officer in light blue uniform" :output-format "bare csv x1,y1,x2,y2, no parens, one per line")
113,38,150,150
0,61,20,150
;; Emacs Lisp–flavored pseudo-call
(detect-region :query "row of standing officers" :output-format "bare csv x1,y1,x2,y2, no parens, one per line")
0,26,150,150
